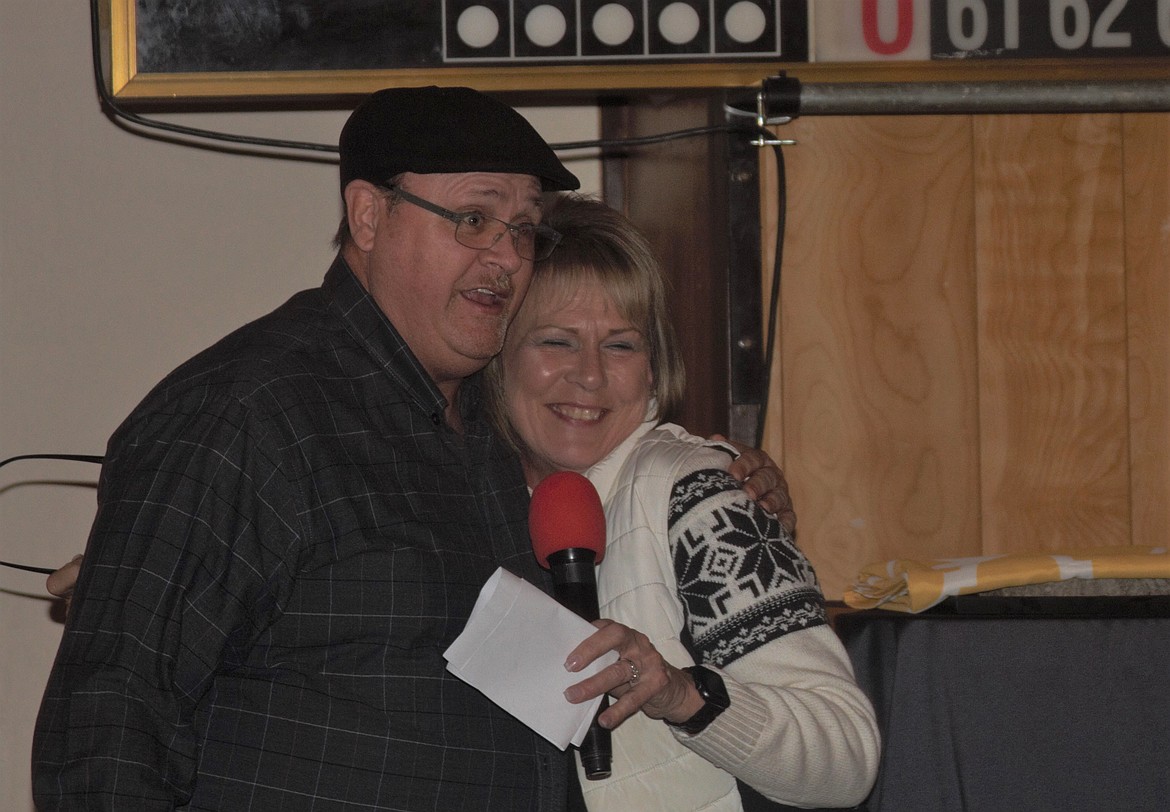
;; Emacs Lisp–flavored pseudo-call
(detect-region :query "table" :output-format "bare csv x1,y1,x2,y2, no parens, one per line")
834,597,1170,812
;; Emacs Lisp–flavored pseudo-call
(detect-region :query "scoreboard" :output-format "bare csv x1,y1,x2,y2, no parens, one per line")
930,0,1170,58
109,0,1170,99
816,0,1170,61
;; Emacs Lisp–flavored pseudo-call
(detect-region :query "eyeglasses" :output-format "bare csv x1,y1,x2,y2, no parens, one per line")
387,184,561,262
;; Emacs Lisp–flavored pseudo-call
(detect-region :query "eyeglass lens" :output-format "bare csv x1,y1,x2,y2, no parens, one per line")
454,217,556,261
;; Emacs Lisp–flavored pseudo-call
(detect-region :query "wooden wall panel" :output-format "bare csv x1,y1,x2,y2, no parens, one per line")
1124,114,1170,547
602,93,733,438
769,115,981,597
610,105,1167,600
974,115,1131,553
759,112,1168,599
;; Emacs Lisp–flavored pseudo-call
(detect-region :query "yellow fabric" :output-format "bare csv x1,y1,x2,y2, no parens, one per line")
844,545,1170,613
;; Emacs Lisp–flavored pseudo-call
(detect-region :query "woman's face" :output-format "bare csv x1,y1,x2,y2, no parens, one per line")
502,277,654,485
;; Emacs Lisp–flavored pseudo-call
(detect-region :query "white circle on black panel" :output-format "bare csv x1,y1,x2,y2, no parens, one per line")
593,4,636,46
659,2,701,45
457,5,500,49
526,5,568,48
725,1,766,44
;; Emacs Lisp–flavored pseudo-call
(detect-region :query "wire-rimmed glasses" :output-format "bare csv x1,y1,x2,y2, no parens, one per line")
387,184,561,262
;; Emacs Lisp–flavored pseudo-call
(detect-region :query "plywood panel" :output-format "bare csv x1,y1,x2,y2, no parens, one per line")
629,107,1167,601
1124,113,1170,546
974,115,1131,552
768,115,981,598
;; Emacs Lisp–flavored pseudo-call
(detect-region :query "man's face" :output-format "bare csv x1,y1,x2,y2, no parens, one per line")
354,171,545,395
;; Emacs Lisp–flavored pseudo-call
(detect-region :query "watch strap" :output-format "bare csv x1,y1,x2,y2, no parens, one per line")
665,665,730,735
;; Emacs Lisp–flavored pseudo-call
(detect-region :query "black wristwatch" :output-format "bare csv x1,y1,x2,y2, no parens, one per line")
665,665,730,735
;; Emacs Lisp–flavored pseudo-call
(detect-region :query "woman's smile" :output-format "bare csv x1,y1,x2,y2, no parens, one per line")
502,279,653,485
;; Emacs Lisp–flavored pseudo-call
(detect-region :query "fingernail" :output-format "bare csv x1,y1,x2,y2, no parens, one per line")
563,686,582,703
564,656,581,672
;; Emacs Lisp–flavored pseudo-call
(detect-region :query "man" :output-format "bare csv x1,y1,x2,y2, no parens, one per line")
34,87,790,810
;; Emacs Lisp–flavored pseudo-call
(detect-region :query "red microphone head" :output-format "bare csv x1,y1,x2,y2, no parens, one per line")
529,471,606,568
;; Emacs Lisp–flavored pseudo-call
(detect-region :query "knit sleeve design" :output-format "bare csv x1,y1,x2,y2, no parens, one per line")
668,466,826,668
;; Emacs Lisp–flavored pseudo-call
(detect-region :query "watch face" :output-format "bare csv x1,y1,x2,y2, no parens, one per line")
690,666,730,709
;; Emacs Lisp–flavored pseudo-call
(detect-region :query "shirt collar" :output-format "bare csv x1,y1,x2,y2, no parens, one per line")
321,254,455,425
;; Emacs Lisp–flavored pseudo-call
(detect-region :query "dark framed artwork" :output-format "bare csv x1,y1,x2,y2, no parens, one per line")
106,0,809,100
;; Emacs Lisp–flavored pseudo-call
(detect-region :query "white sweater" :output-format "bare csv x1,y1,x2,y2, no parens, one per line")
578,421,880,811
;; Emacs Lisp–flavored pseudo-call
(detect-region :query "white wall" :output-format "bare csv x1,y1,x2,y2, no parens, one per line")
0,4,600,808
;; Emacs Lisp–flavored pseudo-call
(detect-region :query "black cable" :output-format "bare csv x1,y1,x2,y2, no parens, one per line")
1,454,104,468
756,139,787,448
0,128,783,576
13,6,785,574
87,0,338,155
86,0,759,157
0,454,104,575
550,125,738,152
85,0,788,435
0,561,56,575
1,125,786,572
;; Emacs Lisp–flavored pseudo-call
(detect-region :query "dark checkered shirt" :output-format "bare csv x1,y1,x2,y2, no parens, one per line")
33,256,569,810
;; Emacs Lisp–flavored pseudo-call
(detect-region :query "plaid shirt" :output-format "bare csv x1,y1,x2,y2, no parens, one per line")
34,256,568,811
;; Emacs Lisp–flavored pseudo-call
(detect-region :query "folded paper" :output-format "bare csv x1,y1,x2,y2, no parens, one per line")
845,545,1170,613
444,567,617,749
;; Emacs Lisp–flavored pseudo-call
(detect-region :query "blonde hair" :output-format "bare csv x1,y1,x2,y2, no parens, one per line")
484,193,685,450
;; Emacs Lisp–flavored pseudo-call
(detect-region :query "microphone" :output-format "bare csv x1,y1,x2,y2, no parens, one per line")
529,471,611,780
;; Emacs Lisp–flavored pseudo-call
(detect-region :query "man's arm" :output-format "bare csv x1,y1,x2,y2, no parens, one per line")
33,395,299,809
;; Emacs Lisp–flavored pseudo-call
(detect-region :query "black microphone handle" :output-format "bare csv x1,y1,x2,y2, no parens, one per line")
576,710,612,780
546,547,612,780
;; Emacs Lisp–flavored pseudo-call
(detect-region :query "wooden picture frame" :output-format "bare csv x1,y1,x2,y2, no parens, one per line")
104,0,808,101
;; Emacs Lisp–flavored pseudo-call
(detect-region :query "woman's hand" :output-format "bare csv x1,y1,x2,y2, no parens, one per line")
712,435,796,534
563,619,704,729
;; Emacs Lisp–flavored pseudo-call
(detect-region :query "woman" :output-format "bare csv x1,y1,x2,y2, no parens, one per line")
485,195,880,810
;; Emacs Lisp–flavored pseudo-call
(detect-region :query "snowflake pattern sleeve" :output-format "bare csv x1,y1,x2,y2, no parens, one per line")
668,468,826,668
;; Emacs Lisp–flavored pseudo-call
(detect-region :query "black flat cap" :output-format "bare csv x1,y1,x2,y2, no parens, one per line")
339,86,579,193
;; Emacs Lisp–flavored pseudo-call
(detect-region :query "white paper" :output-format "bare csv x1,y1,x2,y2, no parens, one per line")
443,567,617,750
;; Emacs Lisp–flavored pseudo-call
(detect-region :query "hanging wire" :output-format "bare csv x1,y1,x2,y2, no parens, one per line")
757,140,787,449
86,0,339,155
4,5,790,577
0,455,104,575
84,0,791,447
84,0,766,159
726,85,795,448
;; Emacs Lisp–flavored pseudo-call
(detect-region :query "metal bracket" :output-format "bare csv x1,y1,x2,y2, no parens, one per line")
749,77,798,147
